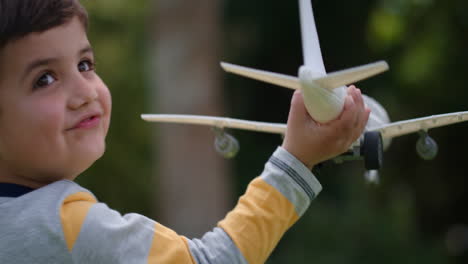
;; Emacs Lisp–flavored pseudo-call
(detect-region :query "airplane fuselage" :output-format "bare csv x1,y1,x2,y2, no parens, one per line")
299,66,347,123
299,66,391,149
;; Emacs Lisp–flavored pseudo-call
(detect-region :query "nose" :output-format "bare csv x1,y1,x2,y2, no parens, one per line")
67,74,98,110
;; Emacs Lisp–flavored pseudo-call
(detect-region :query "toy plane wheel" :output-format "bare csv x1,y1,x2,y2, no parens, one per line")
361,131,383,170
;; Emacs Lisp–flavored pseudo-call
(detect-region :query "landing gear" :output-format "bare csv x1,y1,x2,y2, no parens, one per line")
325,131,385,184
212,128,240,159
364,170,380,185
361,131,384,170
416,130,438,160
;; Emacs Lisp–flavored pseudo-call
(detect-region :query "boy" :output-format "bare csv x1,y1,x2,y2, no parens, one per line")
0,0,369,263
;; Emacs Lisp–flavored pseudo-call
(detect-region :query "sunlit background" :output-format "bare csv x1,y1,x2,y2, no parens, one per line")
77,0,468,263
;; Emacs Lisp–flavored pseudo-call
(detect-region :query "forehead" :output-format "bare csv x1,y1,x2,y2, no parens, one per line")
0,17,90,73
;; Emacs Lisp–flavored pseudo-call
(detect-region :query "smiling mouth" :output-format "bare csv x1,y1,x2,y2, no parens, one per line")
72,115,101,130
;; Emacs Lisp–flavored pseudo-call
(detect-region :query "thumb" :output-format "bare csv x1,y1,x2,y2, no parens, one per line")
287,90,311,126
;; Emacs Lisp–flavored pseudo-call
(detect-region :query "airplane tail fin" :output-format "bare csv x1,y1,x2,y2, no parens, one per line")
313,61,389,90
299,0,326,74
220,62,301,90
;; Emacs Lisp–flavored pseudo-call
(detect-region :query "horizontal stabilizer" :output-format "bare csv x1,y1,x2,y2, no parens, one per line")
221,62,301,90
141,114,287,134
313,61,389,90
370,111,468,139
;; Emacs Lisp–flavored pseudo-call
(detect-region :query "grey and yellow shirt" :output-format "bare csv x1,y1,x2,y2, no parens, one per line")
0,147,322,263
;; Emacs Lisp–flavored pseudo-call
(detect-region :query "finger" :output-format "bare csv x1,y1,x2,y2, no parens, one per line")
287,90,317,129
287,90,305,120
334,94,357,133
352,89,365,128
350,106,371,143
347,86,366,130
340,88,369,149
360,107,371,132
346,85,354,97
351,86,364,110
347,86,362,121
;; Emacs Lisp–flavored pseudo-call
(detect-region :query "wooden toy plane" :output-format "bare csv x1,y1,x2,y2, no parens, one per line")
142,0,468,183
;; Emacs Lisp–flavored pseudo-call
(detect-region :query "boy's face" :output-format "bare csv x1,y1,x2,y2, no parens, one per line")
0,17,111,187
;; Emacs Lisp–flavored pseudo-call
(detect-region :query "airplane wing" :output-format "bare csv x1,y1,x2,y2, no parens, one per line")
312,61,389,90
299,0,326,74
141,114,287,134
220,62,301,90
370,111,468,139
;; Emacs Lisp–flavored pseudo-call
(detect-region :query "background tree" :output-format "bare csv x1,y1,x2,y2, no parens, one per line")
148,0,232,237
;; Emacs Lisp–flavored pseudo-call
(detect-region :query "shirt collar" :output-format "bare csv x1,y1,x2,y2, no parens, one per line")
0,183,35,197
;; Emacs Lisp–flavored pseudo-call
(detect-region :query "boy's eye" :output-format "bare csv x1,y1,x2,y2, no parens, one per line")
78,60,95,72
34,73,56,89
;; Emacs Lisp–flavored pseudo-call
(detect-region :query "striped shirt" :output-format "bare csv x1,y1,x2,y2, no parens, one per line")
0,147,322,263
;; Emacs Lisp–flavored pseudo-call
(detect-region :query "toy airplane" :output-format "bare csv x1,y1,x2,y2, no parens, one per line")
142,0,468,183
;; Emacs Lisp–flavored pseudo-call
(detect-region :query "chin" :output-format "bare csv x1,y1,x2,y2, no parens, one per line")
87,142,106,160
78,141,106,166
70,150,105,179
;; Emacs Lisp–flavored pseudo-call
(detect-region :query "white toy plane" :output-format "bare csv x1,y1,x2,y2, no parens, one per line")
142,0,468,183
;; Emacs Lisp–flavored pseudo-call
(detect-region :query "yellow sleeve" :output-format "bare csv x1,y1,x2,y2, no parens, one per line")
60,192,97,251
219,177,298,264
219,147,322,264
147,223,196,264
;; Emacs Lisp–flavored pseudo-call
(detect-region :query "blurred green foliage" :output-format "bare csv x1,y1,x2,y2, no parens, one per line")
78,0,468,263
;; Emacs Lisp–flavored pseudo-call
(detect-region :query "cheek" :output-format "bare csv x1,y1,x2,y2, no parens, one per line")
98,84,112,126
101,86,112,113
15,100,66,142
0,101,65,162
33,97,64,120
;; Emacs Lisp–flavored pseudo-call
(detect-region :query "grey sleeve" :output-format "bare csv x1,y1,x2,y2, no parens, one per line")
263,146,322,217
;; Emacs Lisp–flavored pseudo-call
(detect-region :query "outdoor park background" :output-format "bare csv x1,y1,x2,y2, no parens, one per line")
77,0,468,263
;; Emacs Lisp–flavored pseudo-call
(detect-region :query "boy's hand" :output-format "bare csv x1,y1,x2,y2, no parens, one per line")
282,86,370,169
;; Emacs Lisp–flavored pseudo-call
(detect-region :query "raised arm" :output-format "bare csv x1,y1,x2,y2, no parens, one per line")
187,86,370,263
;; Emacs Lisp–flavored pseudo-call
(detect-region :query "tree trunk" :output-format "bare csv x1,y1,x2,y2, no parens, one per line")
148,0,231,237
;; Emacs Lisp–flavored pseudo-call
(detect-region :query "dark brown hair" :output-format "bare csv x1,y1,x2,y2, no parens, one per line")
0,0,88,49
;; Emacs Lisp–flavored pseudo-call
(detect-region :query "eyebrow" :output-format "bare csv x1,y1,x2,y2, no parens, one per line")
22,45,94,80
